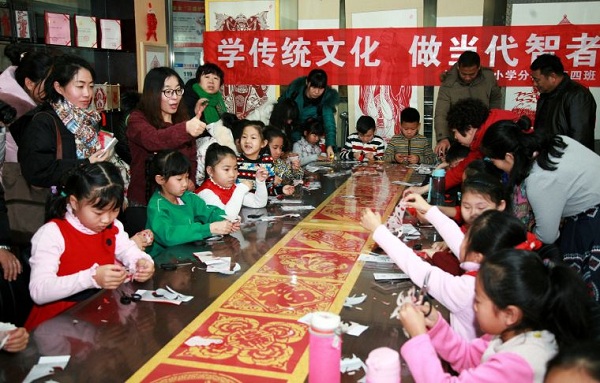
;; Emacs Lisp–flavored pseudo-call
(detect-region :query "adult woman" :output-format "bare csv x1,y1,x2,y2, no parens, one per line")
404,98,518,197
182,62,227,124
0,45,53,164
279,69,340,157
14,54,108,188
126,67,206,205
481,118,600,301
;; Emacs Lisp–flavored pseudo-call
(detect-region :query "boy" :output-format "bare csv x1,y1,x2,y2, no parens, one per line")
439,142,470,169
383,107,436,164
339,115,386,161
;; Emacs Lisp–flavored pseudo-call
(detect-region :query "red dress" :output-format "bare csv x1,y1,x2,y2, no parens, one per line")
24,219,118,330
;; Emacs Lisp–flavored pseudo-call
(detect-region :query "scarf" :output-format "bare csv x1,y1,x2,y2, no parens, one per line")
52,98,101,159
192,83,227,124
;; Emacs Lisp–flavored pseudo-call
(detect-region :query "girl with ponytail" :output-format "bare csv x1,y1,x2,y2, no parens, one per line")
399,249,592,382
481,119,600,301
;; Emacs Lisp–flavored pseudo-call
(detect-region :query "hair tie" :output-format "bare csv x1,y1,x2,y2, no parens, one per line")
543,258,555,269
19,52,27,61
51,185,58,195
523,127,535,134
514,232,542,251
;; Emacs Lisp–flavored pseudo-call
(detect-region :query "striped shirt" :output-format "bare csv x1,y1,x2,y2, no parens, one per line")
339,133,386,161
383,133,436,164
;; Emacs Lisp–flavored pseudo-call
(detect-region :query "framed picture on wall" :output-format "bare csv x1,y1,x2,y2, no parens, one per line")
14,10,31,39
0,7,11,37
141,42,168,75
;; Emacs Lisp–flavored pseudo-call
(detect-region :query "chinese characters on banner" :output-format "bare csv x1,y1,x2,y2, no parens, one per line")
204,24,600,87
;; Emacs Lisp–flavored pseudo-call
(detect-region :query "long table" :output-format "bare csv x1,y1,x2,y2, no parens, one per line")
1,162,432,382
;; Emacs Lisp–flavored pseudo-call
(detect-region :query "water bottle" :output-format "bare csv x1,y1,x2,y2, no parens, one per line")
428,168,446,206
309,311,342,383
365,347,401,383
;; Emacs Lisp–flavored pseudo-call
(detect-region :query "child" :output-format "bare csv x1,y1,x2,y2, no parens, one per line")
399,249,591,382
197,143,268,217
402,173,508,273
25,162,155,330
545,341,600,382
439,141,470,169
292,118,328,165
146,150,239,256
362,208,539,341
0,324,28,352
195,112,239,184
340,115,386,161
237,121,294,196
264,127,304,185
383,107,436,165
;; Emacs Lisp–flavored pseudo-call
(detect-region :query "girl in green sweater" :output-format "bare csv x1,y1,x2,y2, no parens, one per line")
145,150,239,257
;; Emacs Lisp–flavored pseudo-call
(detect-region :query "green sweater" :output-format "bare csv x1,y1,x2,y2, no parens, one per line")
145,190,226,257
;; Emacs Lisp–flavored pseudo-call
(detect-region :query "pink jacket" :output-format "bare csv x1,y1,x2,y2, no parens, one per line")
373,206,478,340
0,66,38,162
401,316,557,383
29,207,153,305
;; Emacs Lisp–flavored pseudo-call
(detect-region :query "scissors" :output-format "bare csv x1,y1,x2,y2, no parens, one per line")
120,291,142,305
160,261,207,271
415,271,433,316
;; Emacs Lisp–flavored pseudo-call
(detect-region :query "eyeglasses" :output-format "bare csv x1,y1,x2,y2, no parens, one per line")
162,88,184,98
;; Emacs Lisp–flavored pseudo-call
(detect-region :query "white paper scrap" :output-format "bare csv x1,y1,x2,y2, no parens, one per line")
344,293,367,308
340,354,366,373
358,254,394,263
207,262,241,275
23,355,70,383
185,336,223,347
280,205,315,211
342,321,369,336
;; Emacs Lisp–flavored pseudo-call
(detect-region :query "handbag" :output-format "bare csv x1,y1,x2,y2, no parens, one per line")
2,113,62,243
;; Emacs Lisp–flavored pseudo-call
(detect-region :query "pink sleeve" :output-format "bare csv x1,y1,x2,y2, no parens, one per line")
373,225,473,314
425,206,465,257
29,223,100,305
113,220,153,268
402,317,535,382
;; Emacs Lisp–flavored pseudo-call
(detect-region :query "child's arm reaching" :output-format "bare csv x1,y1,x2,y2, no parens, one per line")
403,193,463,257
360,209,474,315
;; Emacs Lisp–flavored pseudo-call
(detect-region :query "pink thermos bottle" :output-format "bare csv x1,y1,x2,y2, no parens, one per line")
309,311,342,383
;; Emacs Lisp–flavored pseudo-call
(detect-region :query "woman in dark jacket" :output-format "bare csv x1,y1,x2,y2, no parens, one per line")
12,55,109,188
278,69,340,157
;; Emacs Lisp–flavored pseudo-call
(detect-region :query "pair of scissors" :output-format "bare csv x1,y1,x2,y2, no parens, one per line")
416,271,433,316
160,261,208,271
120,291,142,305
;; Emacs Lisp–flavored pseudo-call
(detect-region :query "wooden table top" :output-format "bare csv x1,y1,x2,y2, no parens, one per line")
1,162,439,383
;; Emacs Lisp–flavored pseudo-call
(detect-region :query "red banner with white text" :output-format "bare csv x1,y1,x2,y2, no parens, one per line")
204,24,600,86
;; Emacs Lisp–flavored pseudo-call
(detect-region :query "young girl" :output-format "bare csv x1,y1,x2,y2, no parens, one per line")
25,162,155,330
397,174,507,276
292,118,328,165
196,143,268,217
146,150,239,257
361,208,539,341
399,249,591,382
264,127,303,186
237,121,294,196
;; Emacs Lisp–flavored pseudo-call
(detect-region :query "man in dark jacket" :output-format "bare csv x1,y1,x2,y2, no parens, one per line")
530,54,597,150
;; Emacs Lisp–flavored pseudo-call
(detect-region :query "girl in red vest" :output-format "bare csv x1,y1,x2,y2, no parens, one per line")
25,162,155,330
